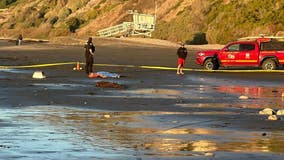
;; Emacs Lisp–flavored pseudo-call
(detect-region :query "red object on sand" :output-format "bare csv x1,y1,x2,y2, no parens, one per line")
73,62,82,70
88,73,106,78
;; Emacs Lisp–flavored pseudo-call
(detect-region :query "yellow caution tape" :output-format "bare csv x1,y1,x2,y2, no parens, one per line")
0,62,76,69
1,62,284,73
139,65,284,72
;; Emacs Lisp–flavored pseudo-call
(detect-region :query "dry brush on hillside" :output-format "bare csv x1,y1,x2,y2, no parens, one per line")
0,0,283,44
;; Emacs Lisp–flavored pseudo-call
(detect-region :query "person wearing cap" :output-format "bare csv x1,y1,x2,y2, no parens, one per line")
176,43,188,75
84,37,96,75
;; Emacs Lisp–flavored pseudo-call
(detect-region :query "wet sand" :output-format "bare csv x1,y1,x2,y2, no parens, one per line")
1,39,284,159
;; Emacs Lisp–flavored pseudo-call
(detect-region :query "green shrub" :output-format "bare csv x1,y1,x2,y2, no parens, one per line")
203,0,284,43
172,0,183,10
152,21,170,40
153,7,204,43
99,0,106,5
1,0,284,44
66,17,82,32
0,0,17,9
101,3,117,13
186,32,208,45
49,16,59,25
69,0,89,11
85,3,117,20
0,1,6,8
8,23,15,29
85,6,100,20
38,6,49,19
58,7,72,19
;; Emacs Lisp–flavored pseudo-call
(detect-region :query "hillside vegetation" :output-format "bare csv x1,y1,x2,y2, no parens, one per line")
0,0,283,44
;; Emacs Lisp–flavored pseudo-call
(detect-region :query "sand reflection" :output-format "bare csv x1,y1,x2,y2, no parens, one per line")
215,85,284,109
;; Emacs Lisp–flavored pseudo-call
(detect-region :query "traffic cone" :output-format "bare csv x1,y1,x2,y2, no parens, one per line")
73,62,82,70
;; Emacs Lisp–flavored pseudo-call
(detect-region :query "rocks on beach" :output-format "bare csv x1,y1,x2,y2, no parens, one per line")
258,108,284,121
259,108,275,115
276,109,284,116
268,115,279,121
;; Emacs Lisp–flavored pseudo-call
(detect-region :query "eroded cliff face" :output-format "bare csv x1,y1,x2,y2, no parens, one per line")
0,0,283,44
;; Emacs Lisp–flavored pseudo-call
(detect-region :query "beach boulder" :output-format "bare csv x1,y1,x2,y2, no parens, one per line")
276,109,284,116
268,115,279,121
259,108,275,115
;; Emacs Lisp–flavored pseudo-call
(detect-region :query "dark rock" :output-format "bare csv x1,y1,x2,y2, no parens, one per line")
96,81,124,89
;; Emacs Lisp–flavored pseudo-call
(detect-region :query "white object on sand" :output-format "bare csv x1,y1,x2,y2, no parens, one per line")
239,95,249,100
32,71,46,79
104,114,111,118
259,108,275,115
268,115,279,121
276,109,284,116
204,152,214,157
96,71,120,78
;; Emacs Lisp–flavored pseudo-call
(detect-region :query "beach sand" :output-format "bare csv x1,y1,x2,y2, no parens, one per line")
1,38,284,159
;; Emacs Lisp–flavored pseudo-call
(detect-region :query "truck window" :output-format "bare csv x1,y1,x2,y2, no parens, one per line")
260,41,284,51
227,44,240,51
239,44,255,51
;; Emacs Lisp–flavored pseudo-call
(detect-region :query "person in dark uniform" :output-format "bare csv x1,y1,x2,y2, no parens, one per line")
84,37,95,75
176,43,188,75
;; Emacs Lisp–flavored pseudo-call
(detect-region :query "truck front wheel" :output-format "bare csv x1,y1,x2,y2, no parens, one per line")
262,59,277,70
204,58,219,70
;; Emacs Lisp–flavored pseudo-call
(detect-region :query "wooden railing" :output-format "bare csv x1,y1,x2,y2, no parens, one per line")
97,22,133,37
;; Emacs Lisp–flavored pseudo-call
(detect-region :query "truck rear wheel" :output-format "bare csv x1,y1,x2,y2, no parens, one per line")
204,58,219,70
262,59,277,70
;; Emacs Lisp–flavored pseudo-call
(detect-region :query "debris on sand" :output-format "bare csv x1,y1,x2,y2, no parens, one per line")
268,115,279,121
276,109,284,116
103,114,111,118
259,108,275,115
89,71,120,78
32,71,46,79
239,95,249,100
96,81,124,89
204,152,214,157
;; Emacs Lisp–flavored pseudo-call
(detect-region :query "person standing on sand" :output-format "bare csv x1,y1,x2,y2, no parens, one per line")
176,43,188,75
84,37,95,75
17,34,23,46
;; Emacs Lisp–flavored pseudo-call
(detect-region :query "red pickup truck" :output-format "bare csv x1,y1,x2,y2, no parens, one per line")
195,37,284,70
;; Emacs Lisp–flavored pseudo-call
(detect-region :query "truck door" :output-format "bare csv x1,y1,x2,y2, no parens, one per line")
238,43,258,66
219,43,240,66
219,43,258,66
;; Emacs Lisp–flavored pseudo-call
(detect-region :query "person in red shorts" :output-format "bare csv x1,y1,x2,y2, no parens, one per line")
176,43,188,75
